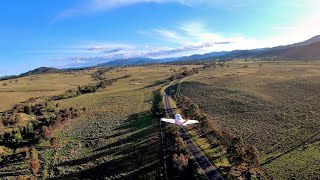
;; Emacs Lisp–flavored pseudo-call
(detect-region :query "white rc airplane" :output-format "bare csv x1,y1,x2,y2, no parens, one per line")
161,114,199,126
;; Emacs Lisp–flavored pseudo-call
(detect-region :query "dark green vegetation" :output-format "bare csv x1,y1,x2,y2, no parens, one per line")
0,102,84,179
178,61,320,179
0,102,84,146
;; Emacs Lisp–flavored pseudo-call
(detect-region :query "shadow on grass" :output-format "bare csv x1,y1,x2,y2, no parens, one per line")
0,172,24,177
53,94,162,179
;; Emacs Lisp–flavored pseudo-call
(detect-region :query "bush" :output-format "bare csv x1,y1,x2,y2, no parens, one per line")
42,169,49,179
3,129,22,145
41,126,52,139
24,122,34,135
172,153,189,172
245,146,259,166
26,97,37,104
54,113,62,126
30,147,38,160
16,175,28,180
30,159,40,176
24,106,32,115
15,114,23,123
50,137,59,149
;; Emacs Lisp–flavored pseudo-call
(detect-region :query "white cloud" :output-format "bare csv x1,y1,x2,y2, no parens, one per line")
50,21,270,66
25,43,132,54
49,11,320,67
24,50,93,53
142,21,264,52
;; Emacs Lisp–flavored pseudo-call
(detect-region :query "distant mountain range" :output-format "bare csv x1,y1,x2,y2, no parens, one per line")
2,35,320,79
96,35,320,66
96,57,177,67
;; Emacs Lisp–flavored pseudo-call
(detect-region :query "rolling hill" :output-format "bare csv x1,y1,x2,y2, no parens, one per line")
279,41,320,60
177,35,320,61
20,67,63,76
0,67,64,80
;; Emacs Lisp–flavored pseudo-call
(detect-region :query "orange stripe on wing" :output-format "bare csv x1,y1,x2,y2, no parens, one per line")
182,118,190,125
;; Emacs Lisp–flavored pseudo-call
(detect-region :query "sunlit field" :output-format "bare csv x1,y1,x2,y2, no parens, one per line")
178,60,320,179
0,71,94,111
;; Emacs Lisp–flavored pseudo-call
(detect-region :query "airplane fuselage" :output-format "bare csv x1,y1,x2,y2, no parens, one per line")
160,114,198,126
175,114,187,126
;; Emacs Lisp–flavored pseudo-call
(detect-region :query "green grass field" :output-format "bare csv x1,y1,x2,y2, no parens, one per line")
178,61,320,179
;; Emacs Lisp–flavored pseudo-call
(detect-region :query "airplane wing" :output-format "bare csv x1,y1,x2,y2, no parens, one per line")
184,120,199,125
161,118,176,124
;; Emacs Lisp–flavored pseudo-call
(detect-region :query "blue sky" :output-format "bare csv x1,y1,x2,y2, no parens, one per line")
1,0,320,75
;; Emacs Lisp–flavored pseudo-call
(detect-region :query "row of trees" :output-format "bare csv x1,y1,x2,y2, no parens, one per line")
168,63,231,82
176,95,261,179
169,68,200,81
153,92,196,179
51,75,131,101
91,67,115,81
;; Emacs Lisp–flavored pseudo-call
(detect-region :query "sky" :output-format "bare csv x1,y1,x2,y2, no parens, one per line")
1,0,320,75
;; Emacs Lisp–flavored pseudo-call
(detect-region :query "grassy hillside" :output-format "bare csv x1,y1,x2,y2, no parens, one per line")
0,65,199,179
0,70,94,111
178,61,320,179
47,65,175,178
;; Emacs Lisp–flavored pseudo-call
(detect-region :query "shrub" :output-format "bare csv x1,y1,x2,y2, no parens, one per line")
41,126,52,139
23,122,34,135
3,129,23,145
30,147,38,161
26,97,37,104
172,153,189,171
0,116,3,126
13,104,24,112
245,146,259,166
54,113,62,126
24,106,32,115
1,112,9,126
50,137,59,149
42,169,49,179
16,175,28,180
15,114,24,123
30,159,40,176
